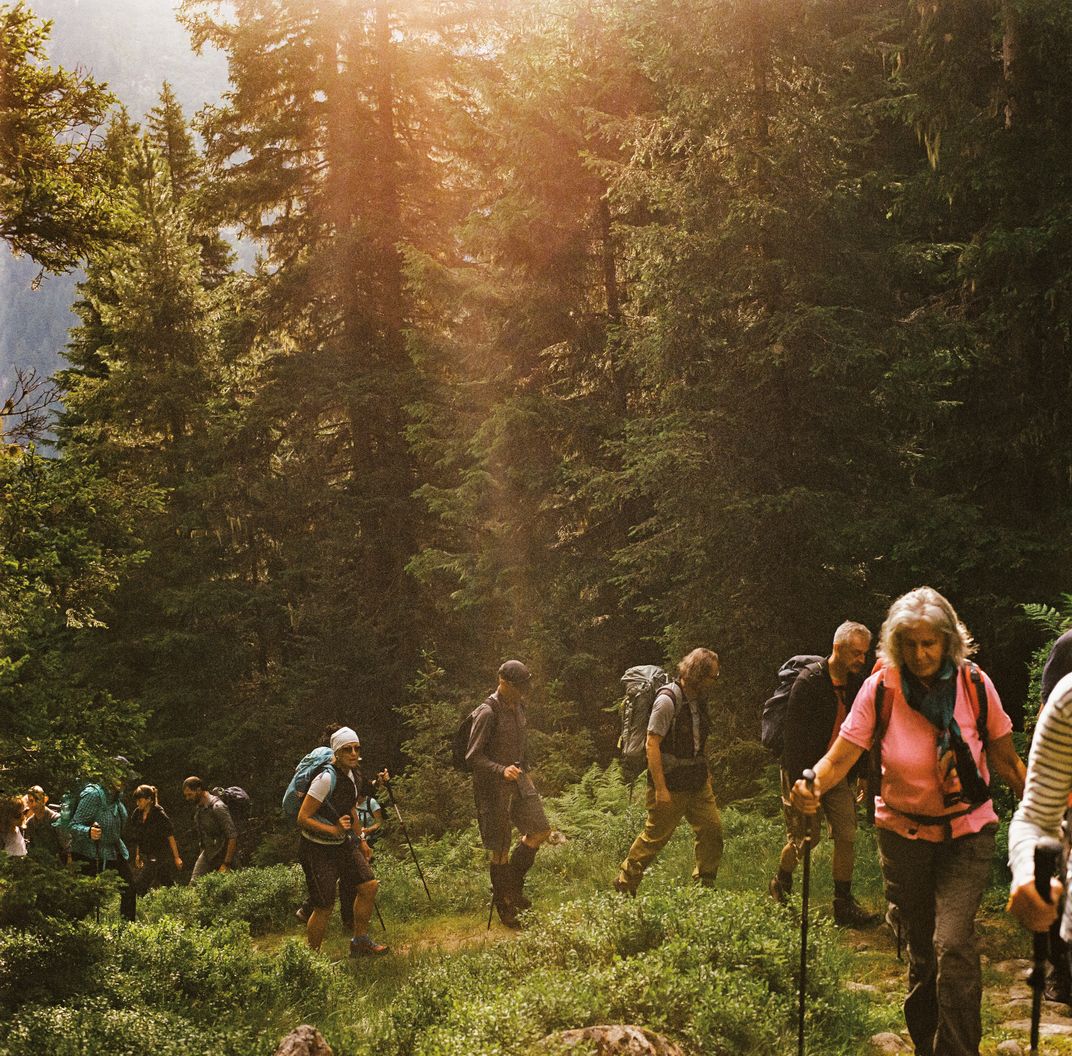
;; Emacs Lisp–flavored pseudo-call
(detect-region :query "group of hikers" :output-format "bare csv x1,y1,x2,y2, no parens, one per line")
9,582,1072,1054
1,770,248,921
603,584,1072,1056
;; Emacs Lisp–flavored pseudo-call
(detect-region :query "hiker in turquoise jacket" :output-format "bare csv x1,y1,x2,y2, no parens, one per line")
70,766,136,921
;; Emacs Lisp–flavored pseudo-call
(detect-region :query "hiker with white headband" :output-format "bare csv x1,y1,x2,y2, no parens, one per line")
296,726,388,956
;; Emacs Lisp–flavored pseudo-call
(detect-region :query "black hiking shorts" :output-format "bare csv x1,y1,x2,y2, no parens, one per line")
299,836,374,910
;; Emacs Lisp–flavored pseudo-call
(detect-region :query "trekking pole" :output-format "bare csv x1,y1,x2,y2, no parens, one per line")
1030,837,1063,1056
798,768,816,1056
381,778,432,903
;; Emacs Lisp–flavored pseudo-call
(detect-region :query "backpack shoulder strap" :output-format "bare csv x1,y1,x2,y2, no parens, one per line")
871,678,890,744
964,663,988,745
657,681,684,718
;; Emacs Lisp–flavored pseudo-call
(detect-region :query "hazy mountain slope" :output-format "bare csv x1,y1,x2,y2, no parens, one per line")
1,0,228,395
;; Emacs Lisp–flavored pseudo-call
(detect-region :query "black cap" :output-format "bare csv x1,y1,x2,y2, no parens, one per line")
498,660,532,685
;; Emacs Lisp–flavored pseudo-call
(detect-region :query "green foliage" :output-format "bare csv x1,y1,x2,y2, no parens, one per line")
0,854,118,932
0,445,148,793
0,914,355,1056
138,864,306,936
385,887,863,1056
1022,595,1072,728
0,3,119,270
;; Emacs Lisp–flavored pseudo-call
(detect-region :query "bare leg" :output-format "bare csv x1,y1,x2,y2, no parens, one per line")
306,906,331,951
351,878,378,937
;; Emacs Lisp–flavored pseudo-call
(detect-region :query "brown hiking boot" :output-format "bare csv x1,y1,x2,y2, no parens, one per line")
613,875,637,898
834,895,880,928
769,874,791,904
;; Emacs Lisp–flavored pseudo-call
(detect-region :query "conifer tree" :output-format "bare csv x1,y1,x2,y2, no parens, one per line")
0,2,117,269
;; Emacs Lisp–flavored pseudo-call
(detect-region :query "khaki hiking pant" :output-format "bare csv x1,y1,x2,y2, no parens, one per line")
618,779,723,890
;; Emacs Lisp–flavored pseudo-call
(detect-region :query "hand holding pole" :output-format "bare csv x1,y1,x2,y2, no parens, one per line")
1030,837,1063,1056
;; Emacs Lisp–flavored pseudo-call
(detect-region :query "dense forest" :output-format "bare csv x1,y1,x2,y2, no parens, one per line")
3,0,1072,839
5,2,1072,1054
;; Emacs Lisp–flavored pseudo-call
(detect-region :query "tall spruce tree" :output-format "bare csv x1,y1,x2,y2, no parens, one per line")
178,0,504,763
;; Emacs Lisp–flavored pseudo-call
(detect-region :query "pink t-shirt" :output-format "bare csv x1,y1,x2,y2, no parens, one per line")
840,664,1012,841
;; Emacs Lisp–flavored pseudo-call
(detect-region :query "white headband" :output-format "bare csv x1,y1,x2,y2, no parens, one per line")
330,727,360,754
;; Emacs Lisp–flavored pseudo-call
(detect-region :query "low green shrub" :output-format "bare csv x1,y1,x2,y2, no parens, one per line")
0,853,118,929
0,920,111,1014
383,886,867,1056
2,1001,222,1056
0,914,364,1056
139,863,306,935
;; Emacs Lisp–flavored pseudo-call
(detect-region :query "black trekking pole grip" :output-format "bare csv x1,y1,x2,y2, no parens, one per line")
1034,838,1062,902
382,779,432,903
1030,837,1063,1056
798,768,816,1056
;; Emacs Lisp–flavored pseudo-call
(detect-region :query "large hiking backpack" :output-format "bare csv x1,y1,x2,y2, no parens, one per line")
281,747,336,818
52,780,94,834
450,711,476,773
212,786,252,828
760,654,824,756
618,665,673,780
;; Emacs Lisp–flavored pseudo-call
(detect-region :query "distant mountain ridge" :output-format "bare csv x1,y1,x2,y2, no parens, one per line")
1,0,229,396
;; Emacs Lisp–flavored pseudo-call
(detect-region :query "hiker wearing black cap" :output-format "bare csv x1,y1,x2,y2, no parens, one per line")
466,660,551,928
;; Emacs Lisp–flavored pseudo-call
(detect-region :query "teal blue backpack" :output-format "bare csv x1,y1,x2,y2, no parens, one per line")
281,747,336,819
52,780,94,834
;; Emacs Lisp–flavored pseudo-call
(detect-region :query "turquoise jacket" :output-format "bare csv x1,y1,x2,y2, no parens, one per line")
69,784,129,862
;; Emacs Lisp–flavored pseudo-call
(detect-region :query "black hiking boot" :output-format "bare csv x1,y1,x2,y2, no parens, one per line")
508,842,535,911
490,864,521,929
833,895,880,928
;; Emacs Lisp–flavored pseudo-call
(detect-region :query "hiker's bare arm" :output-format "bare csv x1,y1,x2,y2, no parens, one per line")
220,837,237,870
987,734,1026,799
790,737,864,812
646,733,670,804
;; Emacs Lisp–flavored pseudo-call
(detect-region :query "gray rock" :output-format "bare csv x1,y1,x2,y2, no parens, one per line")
994,959,1033,977
996,1041,1024,1056
274,1026,333,1056
868,1032,910,1053
537,1025,686,1055
845,981,881,994
1006,1020,1072,1037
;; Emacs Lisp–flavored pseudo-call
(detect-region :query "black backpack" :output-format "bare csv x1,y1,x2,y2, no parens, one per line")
760,655,824,756
450,699,496,773
212,786,252,828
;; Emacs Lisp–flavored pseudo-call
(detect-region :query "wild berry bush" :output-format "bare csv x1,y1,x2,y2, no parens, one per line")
385,886,866,1056
139,862,306,934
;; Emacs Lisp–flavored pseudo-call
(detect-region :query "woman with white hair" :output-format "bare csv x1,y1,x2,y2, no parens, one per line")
792,586,1025,1056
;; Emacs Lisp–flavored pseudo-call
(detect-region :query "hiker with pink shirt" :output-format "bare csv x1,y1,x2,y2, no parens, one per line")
792,586,1026,1056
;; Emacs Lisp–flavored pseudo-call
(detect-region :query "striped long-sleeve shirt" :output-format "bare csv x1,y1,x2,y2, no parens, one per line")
1008,670,1072,940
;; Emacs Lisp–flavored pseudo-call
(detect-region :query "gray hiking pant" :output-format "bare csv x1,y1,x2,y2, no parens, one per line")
878,824,996,1056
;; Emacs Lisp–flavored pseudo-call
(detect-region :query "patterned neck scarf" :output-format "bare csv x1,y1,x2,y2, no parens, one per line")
900,661,988,807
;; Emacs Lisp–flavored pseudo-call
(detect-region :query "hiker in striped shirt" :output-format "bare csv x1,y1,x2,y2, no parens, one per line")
1008,671,1072,937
